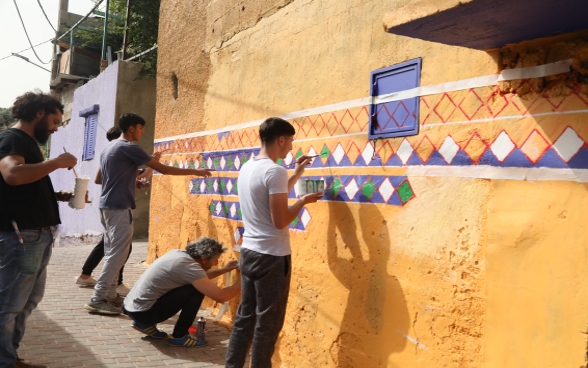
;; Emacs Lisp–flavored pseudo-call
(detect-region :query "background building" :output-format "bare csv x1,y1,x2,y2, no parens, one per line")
149,0,588,366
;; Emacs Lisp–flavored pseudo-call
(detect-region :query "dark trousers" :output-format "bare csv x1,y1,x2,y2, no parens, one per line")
225,248,291,368
81,236,132,285
125,284,204,338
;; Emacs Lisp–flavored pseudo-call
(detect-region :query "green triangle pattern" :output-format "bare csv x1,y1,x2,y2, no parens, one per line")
209,202,215,214
173,160,179,168
329,178,342,197
220,179,226,193
277,158,283,165
213,156,219,169
227,156,233,169
237,208,242,219
291,216,300,227
295,149,303,159
397,181,414,204
207,180,212,192
361,178,376,200
241,155,248,165
188,160,195,169
320,144,331,159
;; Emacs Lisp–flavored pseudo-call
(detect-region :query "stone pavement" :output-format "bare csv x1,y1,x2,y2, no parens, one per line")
18,239,246,368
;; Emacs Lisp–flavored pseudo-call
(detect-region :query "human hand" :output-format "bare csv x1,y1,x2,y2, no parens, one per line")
195,169,213,177
136,178,150,189
223,260,239,271
152,151,162,162
55,152,77,170
293,155,313,175
302,192,323,204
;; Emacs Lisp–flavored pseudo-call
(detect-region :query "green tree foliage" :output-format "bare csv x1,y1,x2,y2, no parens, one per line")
0,107,16,131
70,0,160,78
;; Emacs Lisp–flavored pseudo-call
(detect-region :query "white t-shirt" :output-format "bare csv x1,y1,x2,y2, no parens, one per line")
238,157,290,256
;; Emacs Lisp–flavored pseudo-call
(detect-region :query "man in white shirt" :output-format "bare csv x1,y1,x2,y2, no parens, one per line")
225,117,322,368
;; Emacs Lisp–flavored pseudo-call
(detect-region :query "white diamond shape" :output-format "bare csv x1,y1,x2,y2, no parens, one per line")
226,180,233,193
307,146,317,157
284,152,293,166
185,141,189,149
178,160,184,169
230,203,237,218
213,179,219,193
300,208,312,228
188,180,194,193
378,178,395,202
200,180,206,193
553,127,584,162
344,178,359,200
207,157,213,169
361,142,375,164
293,181,300,197
438,136,459,164
215,202,222,215
396,139,414,165
194,159,200,168
220,156,226,170
233,228,241,243
234,155,241,170
332,143,345,165
491,131,515,162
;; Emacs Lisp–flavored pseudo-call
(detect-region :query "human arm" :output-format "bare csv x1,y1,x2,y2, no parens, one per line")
287,155,313,192
191,277,241,303
144,158,212,177
137,152,162,181
55,190,91,203
206,260,239,279
94,168,102,184
0,153,77,186
269,192,321,230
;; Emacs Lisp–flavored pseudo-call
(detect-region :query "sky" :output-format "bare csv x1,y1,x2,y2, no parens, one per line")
0,0,97,108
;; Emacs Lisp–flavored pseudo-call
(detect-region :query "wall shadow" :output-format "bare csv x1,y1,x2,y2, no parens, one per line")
326,202,409,368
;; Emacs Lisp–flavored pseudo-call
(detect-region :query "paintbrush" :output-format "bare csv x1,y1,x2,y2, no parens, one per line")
62,147,78,178
287,153,328,167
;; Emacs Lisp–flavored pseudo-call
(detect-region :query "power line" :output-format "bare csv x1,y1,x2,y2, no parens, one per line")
11,53,51,72
0,38,54,62
36,0,56,32
12,0,52,64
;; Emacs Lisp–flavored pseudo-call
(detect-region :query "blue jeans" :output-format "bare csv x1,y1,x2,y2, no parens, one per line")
0,229,53,368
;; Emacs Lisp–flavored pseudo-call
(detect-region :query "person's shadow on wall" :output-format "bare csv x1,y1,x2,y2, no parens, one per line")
326,201,410,368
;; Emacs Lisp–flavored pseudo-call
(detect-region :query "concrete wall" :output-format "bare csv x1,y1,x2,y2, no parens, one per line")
50,60,156,245
150,0,588,366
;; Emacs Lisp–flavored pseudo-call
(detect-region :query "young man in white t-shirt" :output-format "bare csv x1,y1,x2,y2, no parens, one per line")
225,117,322,368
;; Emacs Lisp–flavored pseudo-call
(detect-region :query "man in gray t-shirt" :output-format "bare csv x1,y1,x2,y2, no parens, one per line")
123,237,240,347
85,113,213,316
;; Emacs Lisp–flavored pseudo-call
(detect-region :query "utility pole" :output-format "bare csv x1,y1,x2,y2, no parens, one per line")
100,0,110,68
122,0,132,60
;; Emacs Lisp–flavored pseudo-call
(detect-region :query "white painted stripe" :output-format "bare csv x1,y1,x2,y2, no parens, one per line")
406,165,588,183
154,60,572,143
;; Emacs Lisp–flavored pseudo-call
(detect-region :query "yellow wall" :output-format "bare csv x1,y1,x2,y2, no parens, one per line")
151,0,588,366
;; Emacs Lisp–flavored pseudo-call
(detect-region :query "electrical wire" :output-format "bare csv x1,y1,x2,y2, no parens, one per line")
36,0,56,32
0,38,53,62
12,0,52,64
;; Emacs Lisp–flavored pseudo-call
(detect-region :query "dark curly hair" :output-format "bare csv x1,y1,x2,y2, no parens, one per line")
11,91,64,122
185,237,226,261
106,126,122,141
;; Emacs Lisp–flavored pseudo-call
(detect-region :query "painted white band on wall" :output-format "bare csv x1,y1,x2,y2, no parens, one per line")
406,165,588,183
374,59,572,105
154,59,573,143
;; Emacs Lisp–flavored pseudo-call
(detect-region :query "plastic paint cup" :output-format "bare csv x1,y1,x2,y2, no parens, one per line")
297,179,325,196
68,175,90,209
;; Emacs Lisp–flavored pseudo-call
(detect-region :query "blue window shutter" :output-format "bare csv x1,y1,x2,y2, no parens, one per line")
369,58,421,139
82,114,98,161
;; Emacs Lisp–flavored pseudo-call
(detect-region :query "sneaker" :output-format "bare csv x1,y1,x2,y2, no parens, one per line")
84,300,121,315
106,294,125,308
131,321,168,338
76,276,97,287
167,334,208,347
117,283,130,296
14,358,47,368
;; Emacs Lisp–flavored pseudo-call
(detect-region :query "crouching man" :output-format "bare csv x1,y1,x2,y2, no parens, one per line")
123,237,240,347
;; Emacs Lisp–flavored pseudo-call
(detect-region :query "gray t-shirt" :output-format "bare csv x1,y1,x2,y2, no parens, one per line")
99,139,151,209
124,249,208,312
238,157,290,256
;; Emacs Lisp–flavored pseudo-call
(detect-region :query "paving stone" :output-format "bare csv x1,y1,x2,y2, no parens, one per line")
17,240,250,367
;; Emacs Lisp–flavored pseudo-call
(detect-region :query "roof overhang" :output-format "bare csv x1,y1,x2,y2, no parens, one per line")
50,73,89,91
383,0,588,50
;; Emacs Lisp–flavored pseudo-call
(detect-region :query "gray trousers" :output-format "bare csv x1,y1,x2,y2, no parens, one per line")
91,209,133,302
225,248,291,368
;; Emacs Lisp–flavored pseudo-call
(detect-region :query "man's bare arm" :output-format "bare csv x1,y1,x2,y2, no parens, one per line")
0,153,77,186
